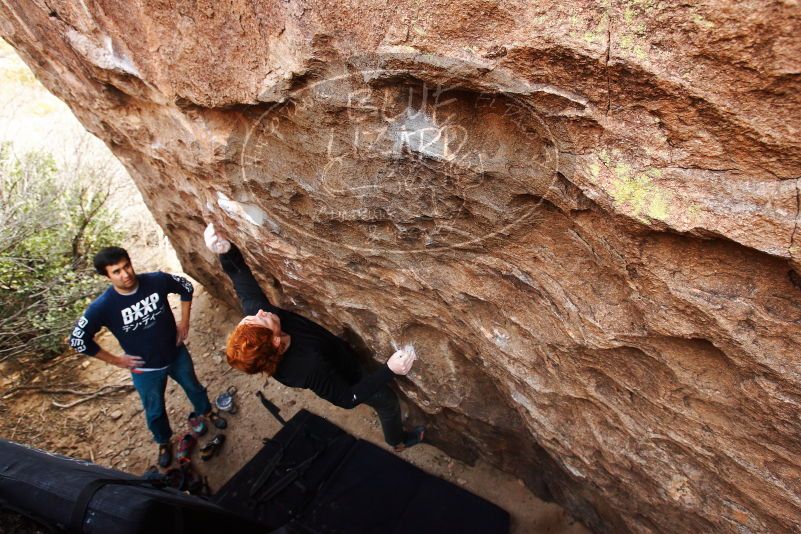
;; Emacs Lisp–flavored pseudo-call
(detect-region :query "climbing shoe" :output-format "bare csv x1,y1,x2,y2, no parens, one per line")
393,426,425,452
157,442,172,468
176,433,196,464
200,434,226,462
143,465,161,480
207,411,227,430
188,411,207,436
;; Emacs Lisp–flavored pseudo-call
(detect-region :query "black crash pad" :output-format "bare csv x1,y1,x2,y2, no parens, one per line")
214,409,510,533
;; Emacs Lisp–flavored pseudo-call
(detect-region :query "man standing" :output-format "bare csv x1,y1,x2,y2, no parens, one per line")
69,246,225,467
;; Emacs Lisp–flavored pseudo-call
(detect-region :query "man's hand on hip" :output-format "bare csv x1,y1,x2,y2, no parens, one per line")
176,321,190,346
177,299,191,346
116,354,145,370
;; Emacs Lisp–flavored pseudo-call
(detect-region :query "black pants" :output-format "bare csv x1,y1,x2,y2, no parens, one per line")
219,246,404,445
359,376,403,445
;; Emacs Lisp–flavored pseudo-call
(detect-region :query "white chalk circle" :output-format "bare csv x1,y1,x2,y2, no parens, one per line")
239,66,569,254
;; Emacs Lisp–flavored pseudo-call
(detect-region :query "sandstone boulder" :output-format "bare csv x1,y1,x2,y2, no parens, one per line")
2,2,800,532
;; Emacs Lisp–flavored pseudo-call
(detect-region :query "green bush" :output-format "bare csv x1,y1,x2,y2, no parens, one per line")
0,142,123,361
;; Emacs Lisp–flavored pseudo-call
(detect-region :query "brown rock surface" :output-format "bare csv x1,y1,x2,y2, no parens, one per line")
2,2,800,532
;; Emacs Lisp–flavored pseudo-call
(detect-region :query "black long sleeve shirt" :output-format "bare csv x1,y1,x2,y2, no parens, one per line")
271,308,394,408
221,247,393,408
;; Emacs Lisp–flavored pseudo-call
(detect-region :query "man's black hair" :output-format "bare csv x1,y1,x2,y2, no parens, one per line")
93,246,131,276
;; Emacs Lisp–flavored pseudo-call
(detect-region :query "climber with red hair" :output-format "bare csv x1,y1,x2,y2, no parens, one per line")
204,224,424,451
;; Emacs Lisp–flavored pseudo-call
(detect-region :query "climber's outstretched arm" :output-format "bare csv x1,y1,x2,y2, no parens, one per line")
205,224,272,316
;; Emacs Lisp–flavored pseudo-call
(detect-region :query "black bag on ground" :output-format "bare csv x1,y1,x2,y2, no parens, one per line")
0,440,261,533
215,409,510,533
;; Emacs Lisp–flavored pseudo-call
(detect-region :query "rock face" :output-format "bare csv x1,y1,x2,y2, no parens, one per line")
3,2,801,532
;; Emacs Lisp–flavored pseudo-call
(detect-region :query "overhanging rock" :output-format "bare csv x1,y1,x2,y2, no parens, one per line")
2,2,800,532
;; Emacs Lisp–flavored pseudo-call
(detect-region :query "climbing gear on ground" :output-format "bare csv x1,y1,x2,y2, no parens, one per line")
247,392,341,506
246,417,306,501
163,463,208,495
157,441,172,468
247,440,287,500
246,405,339,506
252,448,323,505
208,410,228,429
142,465,161,480
393,426,425,452
176,433,196,464
256,390,286,426
214,385,238,414
164,467,185,490
188,411,208,436
200,434,226,462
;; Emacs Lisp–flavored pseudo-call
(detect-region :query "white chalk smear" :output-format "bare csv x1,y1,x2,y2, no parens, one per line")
216,191,269,227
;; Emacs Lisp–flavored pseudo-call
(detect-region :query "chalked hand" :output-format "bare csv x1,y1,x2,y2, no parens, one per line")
388,347,416,375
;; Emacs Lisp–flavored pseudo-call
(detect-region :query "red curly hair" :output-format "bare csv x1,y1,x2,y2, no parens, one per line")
225,323,284,375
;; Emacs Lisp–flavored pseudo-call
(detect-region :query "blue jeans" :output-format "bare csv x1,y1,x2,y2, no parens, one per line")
131,345,211,444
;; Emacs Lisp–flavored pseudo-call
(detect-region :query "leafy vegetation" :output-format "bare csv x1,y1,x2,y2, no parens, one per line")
0,142,123,362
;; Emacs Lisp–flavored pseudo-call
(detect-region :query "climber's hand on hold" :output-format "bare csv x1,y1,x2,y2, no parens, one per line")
204,223,231,255
388,346,416,375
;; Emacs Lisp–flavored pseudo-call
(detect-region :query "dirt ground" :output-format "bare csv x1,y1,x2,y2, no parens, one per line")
0,280,588,534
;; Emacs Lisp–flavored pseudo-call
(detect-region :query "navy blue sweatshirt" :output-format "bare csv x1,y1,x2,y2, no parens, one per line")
69,272,194,368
